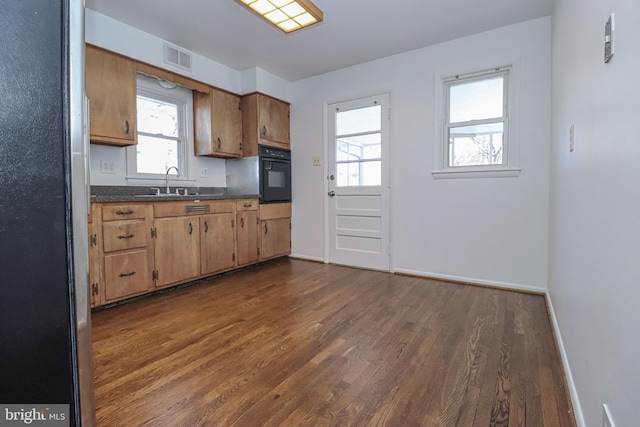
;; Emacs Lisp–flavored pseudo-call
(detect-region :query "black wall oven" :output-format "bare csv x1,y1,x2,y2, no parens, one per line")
259,145,291,203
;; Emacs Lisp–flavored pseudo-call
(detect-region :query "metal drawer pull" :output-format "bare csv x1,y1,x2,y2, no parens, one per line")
243,202,253,208
204,221,208,233
116,210,134,215
119,271,136,278
189,222,193,235
117,234,135,240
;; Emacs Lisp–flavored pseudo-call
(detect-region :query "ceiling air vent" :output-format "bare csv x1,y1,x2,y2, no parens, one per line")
163,43,192,72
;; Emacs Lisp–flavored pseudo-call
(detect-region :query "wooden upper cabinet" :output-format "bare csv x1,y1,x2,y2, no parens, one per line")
194,88,242,158
241,93,290,156
86,45,137,146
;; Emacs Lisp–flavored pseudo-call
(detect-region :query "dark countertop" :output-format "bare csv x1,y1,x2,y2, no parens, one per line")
91,186,260,203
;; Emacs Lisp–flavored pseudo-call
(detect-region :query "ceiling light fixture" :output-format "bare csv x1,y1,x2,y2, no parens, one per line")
235,0,323,34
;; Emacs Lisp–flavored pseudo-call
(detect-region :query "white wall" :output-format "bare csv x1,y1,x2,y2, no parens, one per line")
549,1,640,426
291,18,552,292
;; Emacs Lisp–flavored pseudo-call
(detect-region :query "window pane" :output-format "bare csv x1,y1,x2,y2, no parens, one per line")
336,161,381,187
136,135,180,175
449,76,503,123
337,133,381,161
336,105,381,135
448,122,503,167
137,96,179,137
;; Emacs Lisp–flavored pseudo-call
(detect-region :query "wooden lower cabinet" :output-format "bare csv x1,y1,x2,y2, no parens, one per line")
90,198,263,307
236,200,259,266
200,213,236,275
260,203,292,261
261,218,291,260
99,204,154,304
88,218,101,307
153,216,200,288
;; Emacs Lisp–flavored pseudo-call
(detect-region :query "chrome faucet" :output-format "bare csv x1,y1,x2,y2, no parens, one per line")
165,166,180,194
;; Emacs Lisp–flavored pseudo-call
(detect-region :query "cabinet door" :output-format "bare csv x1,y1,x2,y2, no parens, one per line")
200,213,236,275
261,218,291,260
154,217,200,287
236,211,259,266
88,220,101,307
258,95,290,146
213,90,242,156
86,45,136,145
194,88,242,158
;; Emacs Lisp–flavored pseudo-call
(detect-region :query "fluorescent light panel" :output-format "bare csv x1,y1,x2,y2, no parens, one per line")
238,0,323,33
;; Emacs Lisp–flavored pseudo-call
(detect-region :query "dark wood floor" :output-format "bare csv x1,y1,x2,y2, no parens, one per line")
92,259,575,427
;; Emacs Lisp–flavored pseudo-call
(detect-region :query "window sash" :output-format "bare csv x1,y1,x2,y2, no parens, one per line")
444,68,510,169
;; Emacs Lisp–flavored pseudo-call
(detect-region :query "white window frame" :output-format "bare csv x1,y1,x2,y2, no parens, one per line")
433,65,521,179
126,74,195,185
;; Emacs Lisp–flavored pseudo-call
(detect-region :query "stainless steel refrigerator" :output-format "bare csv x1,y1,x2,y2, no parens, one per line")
0,0,95,425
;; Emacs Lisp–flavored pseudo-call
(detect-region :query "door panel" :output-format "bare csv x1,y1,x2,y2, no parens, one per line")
327,94,390,271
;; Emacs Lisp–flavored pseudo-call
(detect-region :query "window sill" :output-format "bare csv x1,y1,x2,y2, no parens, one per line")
431,168,521,179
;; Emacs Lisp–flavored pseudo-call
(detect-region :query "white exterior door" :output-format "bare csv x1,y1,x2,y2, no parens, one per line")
327,94,390,271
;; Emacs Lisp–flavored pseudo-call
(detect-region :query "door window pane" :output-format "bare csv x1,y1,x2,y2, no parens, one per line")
337,105,381,135
449,76,503,123
336,161,381,187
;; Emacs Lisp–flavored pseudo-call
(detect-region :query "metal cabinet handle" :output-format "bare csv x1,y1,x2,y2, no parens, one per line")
118,271,136,278
116,210,134,215
240,217,244,228
204,221,208,233
264,223,268,234
244,202,252,208
189,222,193,235
117,234,135,240
261,125,267,137
216,137,221,149
124,120,130,134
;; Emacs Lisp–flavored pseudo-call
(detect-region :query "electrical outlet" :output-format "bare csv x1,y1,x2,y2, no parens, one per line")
199,168,208,178
312,155,321,166
603,403,615,427
100,160,115,174
569,124,575,152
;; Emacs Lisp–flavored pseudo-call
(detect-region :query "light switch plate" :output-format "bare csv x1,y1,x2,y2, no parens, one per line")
605,13,615,63
570,124,575,152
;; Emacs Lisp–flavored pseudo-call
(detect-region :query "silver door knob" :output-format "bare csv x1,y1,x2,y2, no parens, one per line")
328,191,336,197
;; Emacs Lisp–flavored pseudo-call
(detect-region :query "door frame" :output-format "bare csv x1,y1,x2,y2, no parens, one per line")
323,93,392,271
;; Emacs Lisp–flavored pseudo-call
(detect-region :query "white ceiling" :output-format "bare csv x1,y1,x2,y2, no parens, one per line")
86,0,552,82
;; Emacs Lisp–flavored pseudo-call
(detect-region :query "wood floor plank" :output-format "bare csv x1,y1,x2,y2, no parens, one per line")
92,259,576,427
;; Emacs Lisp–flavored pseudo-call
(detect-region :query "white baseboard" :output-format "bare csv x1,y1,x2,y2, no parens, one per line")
288,253,326,263
393,268,546,294
545,292,586,427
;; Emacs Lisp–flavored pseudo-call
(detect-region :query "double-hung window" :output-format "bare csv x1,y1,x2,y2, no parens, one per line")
436,66,519,178
127,74,192,181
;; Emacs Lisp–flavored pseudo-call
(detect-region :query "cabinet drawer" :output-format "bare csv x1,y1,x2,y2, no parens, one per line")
236,199,258,211
102,204,149,221
104,249,149,301
154,201,212,218
102,221,148,252
259,203,291,220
